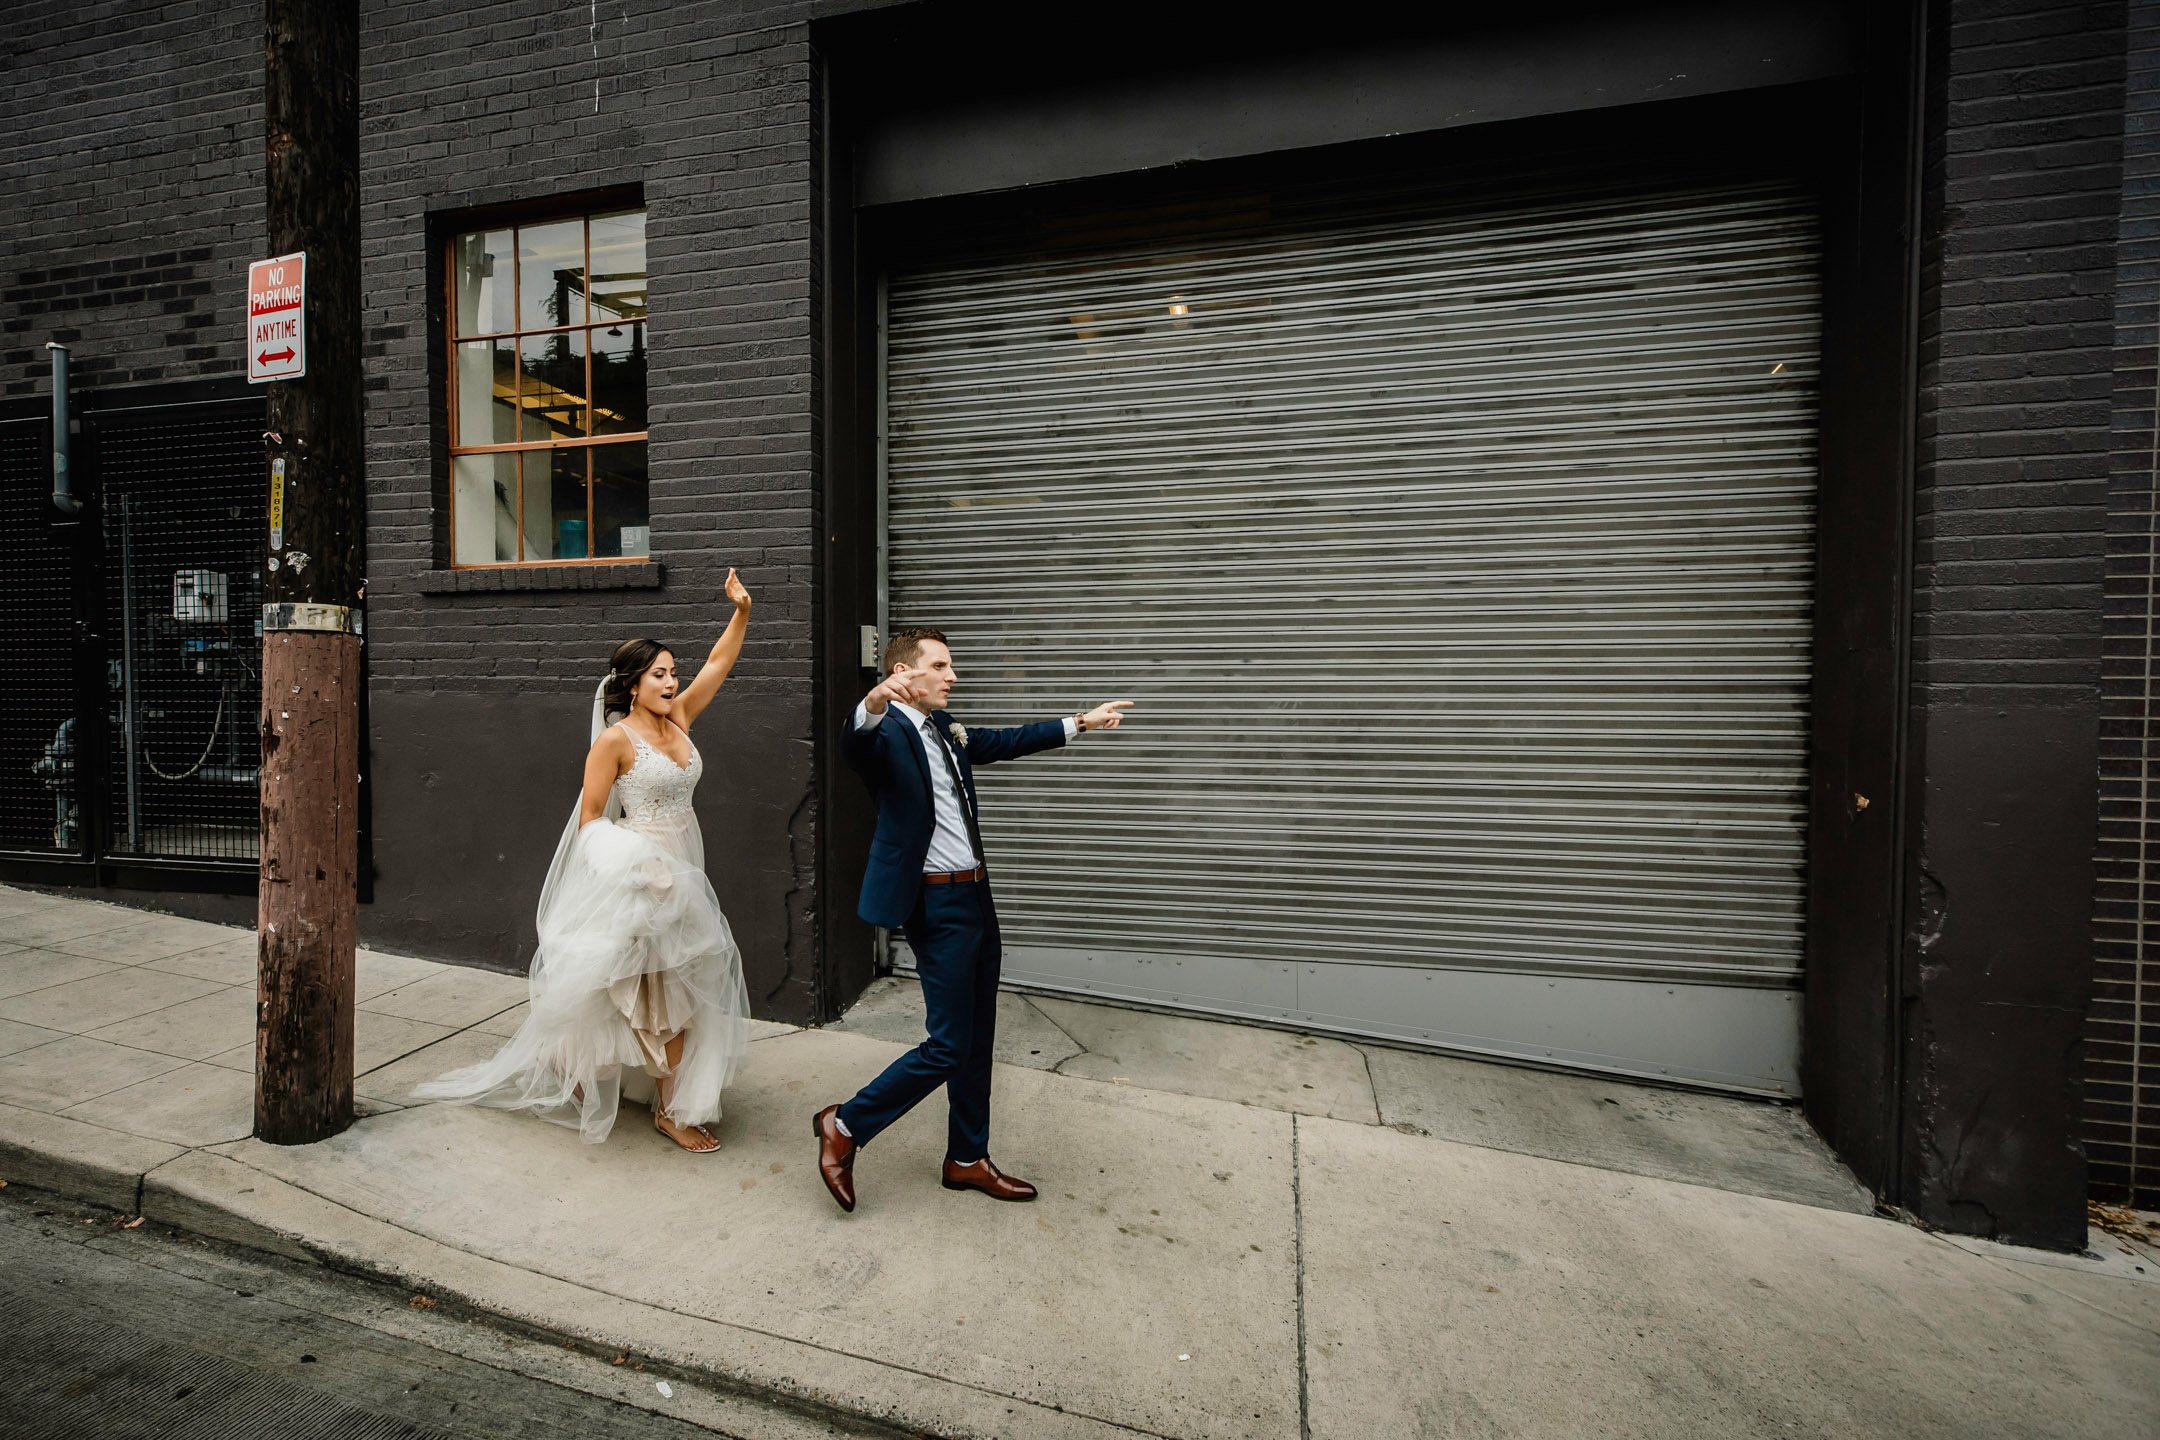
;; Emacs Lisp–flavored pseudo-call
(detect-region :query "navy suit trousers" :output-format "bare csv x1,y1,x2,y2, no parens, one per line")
837,878,1001,1161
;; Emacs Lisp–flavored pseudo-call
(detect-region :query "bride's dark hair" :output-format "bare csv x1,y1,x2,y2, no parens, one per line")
604,637,676,720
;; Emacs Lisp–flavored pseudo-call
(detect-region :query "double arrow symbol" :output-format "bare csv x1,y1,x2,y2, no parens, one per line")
258,347,297,365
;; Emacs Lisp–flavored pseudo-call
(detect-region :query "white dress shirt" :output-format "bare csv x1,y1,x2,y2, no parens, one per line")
854,699,1082,875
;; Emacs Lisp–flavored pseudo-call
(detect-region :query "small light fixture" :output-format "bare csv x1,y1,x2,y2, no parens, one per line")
1167,295,1189,318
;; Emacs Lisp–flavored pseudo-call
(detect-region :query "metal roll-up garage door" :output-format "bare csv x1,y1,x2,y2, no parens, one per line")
883,178,1819,1094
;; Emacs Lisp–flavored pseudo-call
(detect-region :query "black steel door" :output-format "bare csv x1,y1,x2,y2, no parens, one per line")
0,396,264,880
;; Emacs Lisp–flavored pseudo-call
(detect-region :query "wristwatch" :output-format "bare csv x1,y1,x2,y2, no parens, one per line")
1073,711,1089,733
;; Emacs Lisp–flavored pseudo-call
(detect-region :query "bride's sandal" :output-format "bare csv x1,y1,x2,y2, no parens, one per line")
653,1071,719,1153
655,1112,720,1153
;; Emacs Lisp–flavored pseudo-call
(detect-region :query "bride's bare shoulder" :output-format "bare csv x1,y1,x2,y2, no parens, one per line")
589,724,636,767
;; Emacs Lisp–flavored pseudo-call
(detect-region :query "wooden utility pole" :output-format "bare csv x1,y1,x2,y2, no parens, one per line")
255,0,364,1145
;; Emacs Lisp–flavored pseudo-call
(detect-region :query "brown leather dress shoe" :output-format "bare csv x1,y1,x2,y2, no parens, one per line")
813,1105,856,1212
941,1158,1037,1201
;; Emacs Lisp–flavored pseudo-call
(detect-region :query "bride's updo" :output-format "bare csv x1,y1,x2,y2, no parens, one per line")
604,637,675,721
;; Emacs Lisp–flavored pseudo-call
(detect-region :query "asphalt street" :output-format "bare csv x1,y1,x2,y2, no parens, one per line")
0,1185,859,1440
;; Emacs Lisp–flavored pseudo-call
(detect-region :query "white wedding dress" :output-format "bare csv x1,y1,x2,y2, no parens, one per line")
413,691,752,1143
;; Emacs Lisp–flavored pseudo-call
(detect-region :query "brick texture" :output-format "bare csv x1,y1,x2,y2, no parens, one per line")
1911,0,2124,1234
1,1,851,1019
357,1,832,1015
1915,2,2121,711
2095,0,2160,1207
0,1,264,391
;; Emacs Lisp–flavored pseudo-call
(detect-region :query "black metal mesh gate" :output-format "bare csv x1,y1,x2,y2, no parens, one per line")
96,403,264,863
0,418,85,856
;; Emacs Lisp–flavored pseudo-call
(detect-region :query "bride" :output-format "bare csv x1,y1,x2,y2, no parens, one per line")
414,570,756,1151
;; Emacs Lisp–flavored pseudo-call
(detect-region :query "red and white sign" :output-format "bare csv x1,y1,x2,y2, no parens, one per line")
247,252,307,384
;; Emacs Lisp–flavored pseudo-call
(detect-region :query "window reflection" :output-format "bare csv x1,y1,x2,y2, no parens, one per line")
452,230,513,336
451,452,517,564
518,219,586,330
519,329,587,439
589,211,648,322
455,338,518,444
593,441,649,557
592,322,647,435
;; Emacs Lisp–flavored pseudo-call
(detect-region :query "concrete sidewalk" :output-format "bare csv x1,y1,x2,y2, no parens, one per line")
0,884,2154,1440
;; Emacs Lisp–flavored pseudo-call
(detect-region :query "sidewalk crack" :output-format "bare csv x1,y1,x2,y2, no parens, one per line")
1351,1042,1383,1127
1292,1113,1311,1440
1024,995,1092,1070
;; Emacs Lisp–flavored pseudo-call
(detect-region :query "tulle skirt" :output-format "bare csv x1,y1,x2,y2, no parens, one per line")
412,811,751,1143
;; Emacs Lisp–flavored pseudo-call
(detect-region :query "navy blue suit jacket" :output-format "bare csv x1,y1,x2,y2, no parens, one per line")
839,706,1066,928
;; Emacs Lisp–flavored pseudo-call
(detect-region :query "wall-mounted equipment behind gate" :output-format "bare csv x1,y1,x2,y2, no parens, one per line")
99,404,266,863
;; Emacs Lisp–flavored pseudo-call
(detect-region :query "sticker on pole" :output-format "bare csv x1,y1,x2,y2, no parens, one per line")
269,457,286,550
248,252,306,383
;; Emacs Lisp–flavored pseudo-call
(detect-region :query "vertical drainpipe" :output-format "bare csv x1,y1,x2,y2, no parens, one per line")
47,342,82,517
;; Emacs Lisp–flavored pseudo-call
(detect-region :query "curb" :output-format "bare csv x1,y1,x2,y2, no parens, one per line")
0,1100,186,1214
0,1110,1146,1440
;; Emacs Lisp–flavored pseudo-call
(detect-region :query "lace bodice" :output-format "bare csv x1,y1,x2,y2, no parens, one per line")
615,724,701,822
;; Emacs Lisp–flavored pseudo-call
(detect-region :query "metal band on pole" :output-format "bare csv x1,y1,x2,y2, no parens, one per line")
261,602,356,635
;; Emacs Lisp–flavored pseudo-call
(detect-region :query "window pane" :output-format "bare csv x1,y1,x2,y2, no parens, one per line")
455,338,518,445
592,441,649,557
519,329,587,439
452,452,517,564
519,448,589,561
589,210,647,322
591,321,646,435
518,219,585,329
452,229,513,336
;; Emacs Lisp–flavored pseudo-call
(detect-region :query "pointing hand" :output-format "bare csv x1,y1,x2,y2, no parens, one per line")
864,667,924,717
1079,700,1135,733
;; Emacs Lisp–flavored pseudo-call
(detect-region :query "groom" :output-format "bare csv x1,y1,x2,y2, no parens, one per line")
814,627,1132,1211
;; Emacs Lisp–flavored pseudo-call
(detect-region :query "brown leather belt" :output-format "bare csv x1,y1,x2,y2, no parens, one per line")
922,866,987,885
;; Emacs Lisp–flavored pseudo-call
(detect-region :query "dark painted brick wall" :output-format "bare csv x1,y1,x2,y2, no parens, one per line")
1,2,263,391
1,0,867,1023
1908,0,2123,1244
356,1,842,1020
2094,0,2160,1208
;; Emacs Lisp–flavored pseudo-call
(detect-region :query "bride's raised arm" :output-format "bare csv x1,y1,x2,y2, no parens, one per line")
673,568,753,731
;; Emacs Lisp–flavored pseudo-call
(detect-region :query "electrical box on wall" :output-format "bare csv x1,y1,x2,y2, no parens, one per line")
173,570,229,623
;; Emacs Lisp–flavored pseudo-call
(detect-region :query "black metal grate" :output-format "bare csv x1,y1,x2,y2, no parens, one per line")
0,418,84,855
97,404,264,863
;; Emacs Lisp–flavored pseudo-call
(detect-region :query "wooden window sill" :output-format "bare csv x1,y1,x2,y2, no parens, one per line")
418,562,664,594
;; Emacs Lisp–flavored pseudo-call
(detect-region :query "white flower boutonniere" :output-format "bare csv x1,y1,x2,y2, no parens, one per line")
948,722,969,749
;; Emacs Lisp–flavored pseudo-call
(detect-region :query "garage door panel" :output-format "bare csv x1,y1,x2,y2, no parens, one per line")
886,178,1818,1093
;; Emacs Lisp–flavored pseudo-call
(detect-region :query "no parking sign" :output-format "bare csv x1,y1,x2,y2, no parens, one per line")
247,253,306,383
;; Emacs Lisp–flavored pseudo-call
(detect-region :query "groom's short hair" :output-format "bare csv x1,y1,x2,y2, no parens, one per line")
884,626,949,673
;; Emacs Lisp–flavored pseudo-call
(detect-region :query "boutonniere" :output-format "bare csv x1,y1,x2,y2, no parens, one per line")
948,722,969,749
